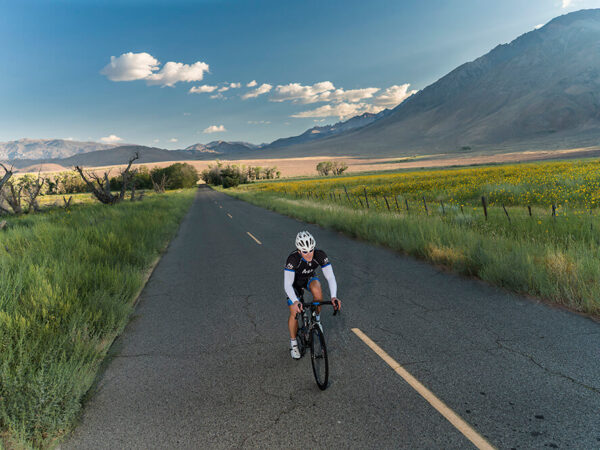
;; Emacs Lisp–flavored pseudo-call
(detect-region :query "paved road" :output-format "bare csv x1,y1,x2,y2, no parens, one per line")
63,186,600,449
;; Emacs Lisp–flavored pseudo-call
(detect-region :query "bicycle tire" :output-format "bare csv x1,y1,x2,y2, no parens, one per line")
296,316,307,357
310,326,329,390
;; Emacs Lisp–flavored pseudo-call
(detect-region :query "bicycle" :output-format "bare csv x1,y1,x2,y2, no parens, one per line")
295,297,339,390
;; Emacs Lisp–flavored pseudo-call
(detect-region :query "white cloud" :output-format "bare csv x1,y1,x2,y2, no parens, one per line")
271,81,335,103
373,84,417,107
189,85,218,93
562,0,573,7
169,138,178,143
100,134,123,143
101,52,159,81
292,102,383,119
183,112,191,116
247,120,271,124
534,23,544,30
64,137,74,141
153,139,160,143
204,125,227,133
101,52,209,87
218,86,230,92
242,83,273,99
210,93,225,99
247,80,257,87
229,82,241,88
317,87,380,103
146,61,209,87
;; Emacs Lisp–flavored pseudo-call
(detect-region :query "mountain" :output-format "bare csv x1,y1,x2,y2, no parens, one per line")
9,145,200,169
0,139,117,160
184,141,260,154
255,9,600,158
267,109,391,148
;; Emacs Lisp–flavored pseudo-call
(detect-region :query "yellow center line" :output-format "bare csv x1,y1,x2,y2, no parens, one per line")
227,213,233,219
246,232,262,245
351,328,495,450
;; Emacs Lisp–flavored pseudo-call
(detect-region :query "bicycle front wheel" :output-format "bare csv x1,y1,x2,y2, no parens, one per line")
310,326,329,390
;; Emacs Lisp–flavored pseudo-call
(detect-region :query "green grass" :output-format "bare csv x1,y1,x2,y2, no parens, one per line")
221,189,600,318
0,189,196,448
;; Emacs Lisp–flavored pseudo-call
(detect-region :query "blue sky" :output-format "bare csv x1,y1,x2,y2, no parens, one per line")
1,0,599,149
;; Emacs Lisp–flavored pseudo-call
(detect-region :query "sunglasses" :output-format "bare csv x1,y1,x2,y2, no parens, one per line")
301,250,313,254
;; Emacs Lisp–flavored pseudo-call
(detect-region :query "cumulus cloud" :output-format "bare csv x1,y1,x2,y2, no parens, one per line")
242,83,273,99
146,61,209,87
271,81,335,103
210,93,225,99
101,52,159,81
101,52,209,87
100,134,123,143
229,82,241,88
204,125,227,133
247,80,258,87
218,86,230,92
169,138,178,143
562,0,573,7
189,85,218,93
373,84,417,107
317,87,380,103
291,102,383,119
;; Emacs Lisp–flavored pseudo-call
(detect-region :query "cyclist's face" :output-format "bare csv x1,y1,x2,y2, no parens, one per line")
301,250,314,261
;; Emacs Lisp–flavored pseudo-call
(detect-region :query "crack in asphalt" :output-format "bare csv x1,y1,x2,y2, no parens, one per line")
238,392,302,449
496,339,600,394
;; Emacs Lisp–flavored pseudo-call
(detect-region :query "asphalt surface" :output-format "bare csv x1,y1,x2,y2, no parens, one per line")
62,185,600,449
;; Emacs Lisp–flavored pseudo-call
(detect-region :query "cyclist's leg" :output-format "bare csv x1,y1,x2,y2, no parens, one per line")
287,285,304,339
307,278,323,315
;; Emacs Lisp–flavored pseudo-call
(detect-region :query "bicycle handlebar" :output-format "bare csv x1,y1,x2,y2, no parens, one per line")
298,299,340,316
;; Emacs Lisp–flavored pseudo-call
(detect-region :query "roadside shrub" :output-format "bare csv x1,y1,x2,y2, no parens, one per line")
151,163,199,189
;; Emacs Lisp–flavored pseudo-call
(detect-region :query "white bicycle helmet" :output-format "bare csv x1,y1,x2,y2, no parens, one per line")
295,231,316,253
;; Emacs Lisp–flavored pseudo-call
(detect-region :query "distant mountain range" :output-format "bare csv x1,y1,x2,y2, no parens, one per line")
5,108,389,168
5,9,600,168
0,139,117,160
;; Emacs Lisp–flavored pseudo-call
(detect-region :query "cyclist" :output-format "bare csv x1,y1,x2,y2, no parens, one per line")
284,231,341,359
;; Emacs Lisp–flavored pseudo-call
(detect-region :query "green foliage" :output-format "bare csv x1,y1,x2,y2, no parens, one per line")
317,160,348,176
0,189,195,447
150,163,199,189
201,163,279,188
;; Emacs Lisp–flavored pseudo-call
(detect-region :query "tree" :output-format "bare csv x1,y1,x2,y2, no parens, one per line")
317,161,333,176
151,163,199,189
75,152,140,204
332,160,348,175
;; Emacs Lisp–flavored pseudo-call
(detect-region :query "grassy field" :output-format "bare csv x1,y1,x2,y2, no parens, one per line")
0,188,196,448
222,159,600,318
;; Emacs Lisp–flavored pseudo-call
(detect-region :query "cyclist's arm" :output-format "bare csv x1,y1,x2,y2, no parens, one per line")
284,270,299,303
321,264,337,298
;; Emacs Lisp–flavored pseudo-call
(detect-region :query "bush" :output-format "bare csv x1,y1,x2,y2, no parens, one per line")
151,163,199,189
201,163,279,188
317,160,347,176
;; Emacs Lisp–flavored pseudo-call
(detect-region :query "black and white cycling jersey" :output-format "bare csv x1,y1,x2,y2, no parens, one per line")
284,249,337,303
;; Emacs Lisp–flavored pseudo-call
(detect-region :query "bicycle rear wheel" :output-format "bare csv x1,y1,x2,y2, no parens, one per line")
310,326,329,390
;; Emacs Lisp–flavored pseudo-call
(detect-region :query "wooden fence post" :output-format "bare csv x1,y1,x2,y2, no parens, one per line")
502,204,511,224
423,197,428,215
383,195,391,211
440,201,445,215
552,204,556,220
344,186,351,203
481,196,488,220
405,199,409,211
357,196,364,208
364,187,369,209
460,205,464,214
394,196,399,211
528,205,532,217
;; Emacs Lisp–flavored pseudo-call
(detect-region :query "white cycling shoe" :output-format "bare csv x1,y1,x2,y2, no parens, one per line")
290,344,301,360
